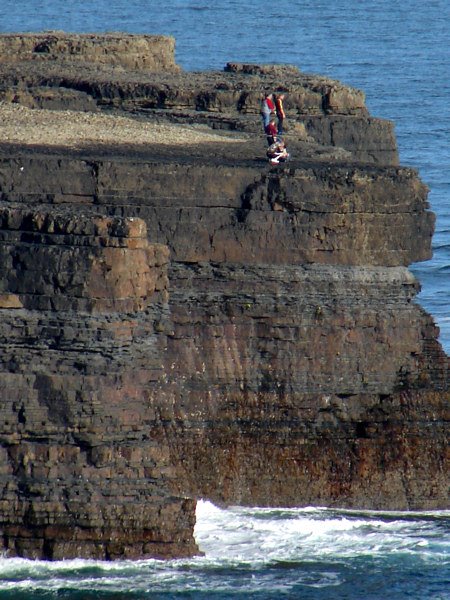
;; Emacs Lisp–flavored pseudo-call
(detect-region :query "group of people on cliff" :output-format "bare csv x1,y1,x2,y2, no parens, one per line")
261,92,289,165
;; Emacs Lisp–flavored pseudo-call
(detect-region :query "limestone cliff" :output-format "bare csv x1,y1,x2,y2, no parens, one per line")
0,33,447,560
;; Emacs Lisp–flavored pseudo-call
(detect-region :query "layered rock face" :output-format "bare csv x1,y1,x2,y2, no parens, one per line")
0,32,180,72
0,208,198,559
0,33,447,560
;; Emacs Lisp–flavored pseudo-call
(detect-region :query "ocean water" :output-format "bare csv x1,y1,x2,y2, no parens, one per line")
0,501,447,599
0,1,449,598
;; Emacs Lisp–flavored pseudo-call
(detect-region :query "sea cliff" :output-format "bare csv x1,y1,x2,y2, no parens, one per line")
0,32,447,560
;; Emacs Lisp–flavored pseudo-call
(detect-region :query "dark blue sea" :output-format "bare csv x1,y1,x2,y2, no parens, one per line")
0,1,449,598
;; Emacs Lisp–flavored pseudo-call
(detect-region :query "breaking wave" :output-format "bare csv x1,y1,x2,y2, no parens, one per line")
0,501,448,599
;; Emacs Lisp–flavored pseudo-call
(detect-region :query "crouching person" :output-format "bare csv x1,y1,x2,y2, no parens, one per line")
267,139,290,165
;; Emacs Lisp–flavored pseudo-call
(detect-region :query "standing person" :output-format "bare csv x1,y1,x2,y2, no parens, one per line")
260,93,275,130
274,93,286,136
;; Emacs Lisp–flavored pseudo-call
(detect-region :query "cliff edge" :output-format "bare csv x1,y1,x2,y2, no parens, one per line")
0,33,447,560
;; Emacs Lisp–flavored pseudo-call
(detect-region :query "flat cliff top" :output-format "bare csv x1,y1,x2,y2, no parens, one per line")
0,31,391,166
0,31,405,170
0,102,247,149
0,103,360,169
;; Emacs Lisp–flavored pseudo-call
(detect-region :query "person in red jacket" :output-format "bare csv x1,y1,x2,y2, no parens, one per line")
260,93,275,129
274,93,286,135
265,118,278,145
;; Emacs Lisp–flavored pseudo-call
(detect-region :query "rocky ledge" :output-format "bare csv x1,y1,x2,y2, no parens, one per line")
0,33,447,560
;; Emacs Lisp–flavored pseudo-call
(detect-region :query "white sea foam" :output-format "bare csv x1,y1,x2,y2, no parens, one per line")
0,503,446,595
194,500,450,564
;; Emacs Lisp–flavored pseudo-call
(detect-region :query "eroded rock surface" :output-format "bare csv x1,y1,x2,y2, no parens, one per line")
0,33,447,560
0,32,180,72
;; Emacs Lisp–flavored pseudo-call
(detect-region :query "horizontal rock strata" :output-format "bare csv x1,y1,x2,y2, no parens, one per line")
0,33,447,560
0,208,199,559
0,155,433,266
0,32,180,72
